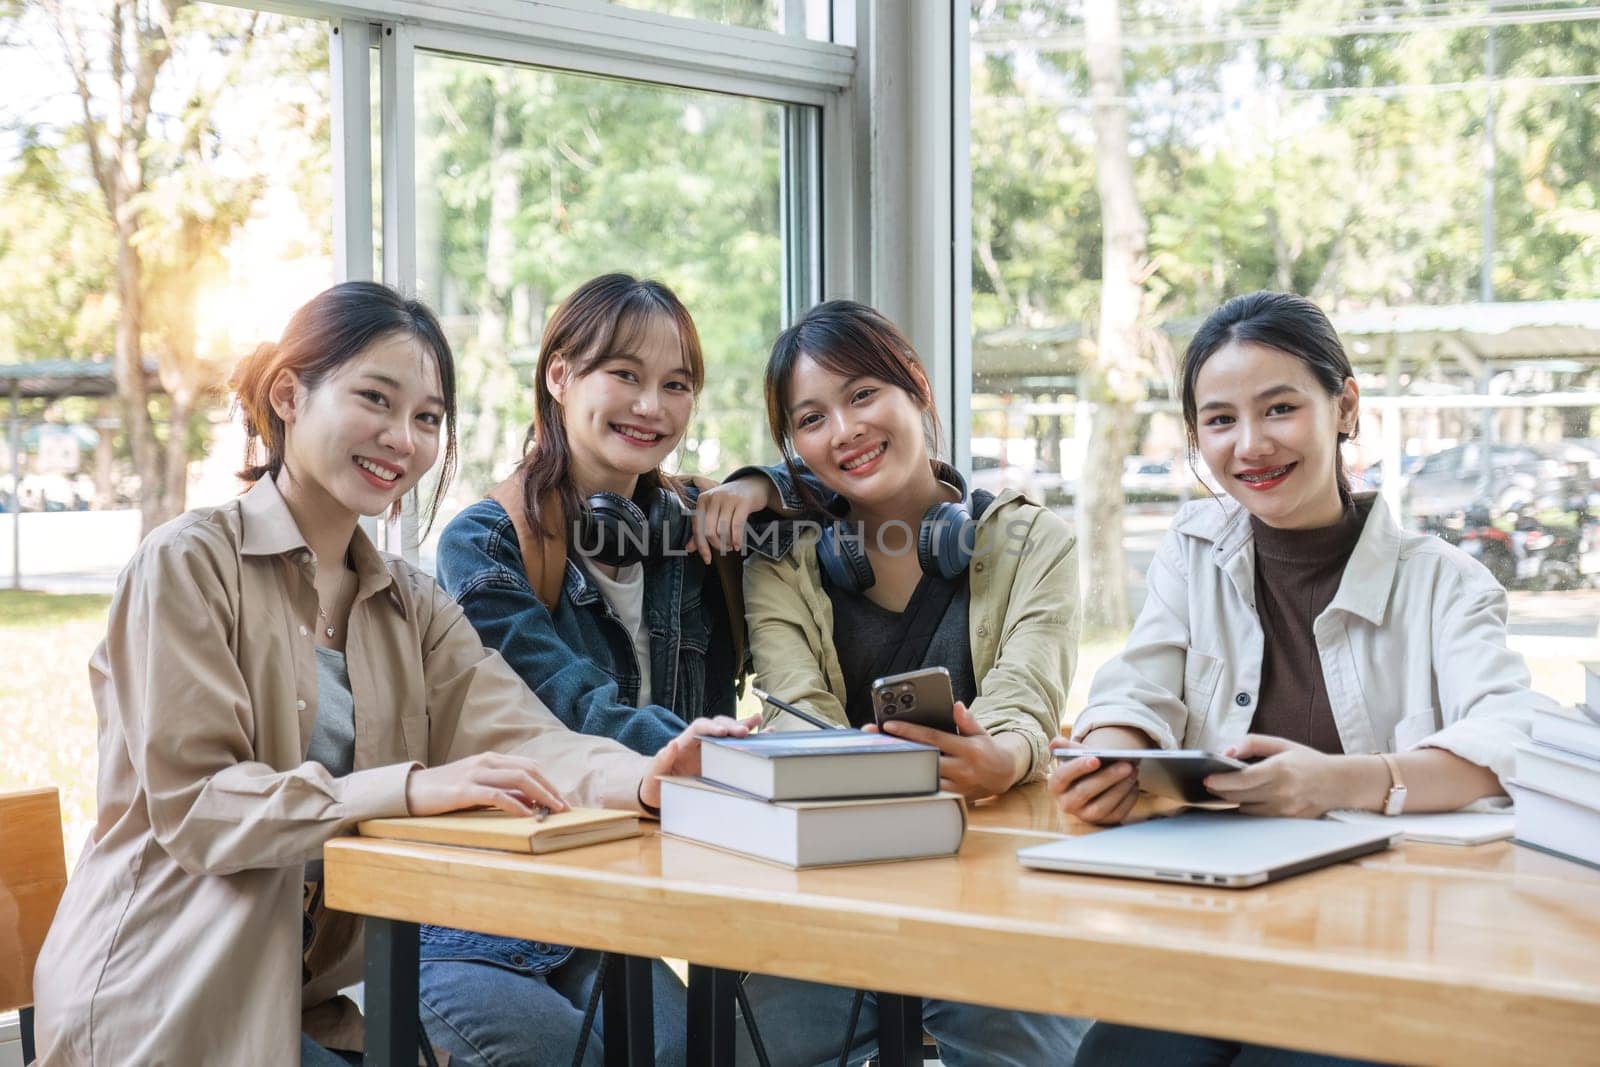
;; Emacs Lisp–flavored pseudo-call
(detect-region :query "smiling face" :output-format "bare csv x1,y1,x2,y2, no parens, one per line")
785,353,935,511
1192,340,1359,530
547,310,694,497
273,331,446,522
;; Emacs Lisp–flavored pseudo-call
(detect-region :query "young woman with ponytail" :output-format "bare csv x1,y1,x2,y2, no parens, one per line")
1054,291,1553,1067
28,281,751,1067
416,273,748,1066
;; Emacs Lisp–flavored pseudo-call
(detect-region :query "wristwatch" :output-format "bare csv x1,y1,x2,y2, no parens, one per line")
1378,752,1407,816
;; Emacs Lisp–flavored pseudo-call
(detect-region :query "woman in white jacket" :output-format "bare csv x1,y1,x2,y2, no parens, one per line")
1052,291,1555,1066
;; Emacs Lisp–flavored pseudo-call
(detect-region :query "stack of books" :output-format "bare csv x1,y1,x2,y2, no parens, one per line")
659,730,966,868
1507,663,1600,870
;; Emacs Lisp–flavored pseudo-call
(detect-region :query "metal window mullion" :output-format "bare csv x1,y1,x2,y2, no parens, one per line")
332,18,386,549
378,19,421,562
243,0,853,94
331,19,375,282
781,105,823,324
950,0,972,472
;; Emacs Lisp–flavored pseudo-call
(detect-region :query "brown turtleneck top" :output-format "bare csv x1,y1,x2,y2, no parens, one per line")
1247,492,1374,754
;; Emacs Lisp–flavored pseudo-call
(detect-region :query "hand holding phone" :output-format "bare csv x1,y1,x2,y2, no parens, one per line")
1057,749,1247,805
870,667,958,734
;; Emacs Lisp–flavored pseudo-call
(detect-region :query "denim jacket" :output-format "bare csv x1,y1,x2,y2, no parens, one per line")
420,490,739,975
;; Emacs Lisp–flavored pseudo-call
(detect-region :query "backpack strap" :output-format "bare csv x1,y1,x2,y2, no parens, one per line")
488,473,568,611
679,475,749,689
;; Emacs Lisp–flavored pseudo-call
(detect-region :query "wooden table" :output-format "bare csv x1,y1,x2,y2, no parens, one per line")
325,786,1600,1066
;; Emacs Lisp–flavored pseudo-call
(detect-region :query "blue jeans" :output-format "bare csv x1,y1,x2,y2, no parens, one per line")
734,974,1089,1067
1075,1023,1378,1067
300,1034,361,1065
418,949,686,1067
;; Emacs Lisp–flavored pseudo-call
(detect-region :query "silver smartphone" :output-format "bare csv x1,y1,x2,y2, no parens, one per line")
870,667,958,733
1057,749,1249,805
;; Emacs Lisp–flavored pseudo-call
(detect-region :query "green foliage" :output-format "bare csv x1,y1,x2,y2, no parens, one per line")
0,590,110,628
971,0,1600,363
415,58,786,489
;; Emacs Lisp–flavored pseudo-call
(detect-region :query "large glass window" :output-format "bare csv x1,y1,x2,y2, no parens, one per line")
970,1,1600,708
412,53,797,566
0,3,329,859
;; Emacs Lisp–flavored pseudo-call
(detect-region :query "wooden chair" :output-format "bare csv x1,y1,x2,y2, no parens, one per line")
1,788,69,1065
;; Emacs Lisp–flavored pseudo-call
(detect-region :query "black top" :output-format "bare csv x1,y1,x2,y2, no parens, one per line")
825,569,980,729
1247,491,1374,754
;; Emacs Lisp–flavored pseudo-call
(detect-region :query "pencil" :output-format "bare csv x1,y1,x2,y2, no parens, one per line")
751,687,848,731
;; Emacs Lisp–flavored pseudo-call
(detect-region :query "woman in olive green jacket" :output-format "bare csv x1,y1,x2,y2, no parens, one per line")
698,299,1086,1066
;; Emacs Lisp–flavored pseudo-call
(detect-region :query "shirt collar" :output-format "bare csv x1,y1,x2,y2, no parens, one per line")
1175,490,1399,625
238,475,401,611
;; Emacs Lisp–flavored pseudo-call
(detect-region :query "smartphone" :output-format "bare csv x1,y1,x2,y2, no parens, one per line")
1056,749,1248,805
870,667,958,734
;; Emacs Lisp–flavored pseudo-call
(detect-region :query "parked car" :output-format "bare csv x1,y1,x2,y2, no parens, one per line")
1402,442,1587,520
968,454,1065,503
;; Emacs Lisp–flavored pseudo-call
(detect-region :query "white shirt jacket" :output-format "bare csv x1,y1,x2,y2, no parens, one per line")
1072,492,1555,780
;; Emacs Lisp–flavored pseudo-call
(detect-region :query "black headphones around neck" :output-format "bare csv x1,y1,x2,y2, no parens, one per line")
815,464,989,594
570,486,691,568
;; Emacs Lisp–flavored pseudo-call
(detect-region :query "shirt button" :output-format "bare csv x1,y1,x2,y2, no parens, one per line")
299,625,309,637
296,699,307,712
1235,692,1251,707
975,562,985,573
535,943,552,954
976,625,989,637
509,954,526,966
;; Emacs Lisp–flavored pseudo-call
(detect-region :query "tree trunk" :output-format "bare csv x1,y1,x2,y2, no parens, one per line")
459,65,523,489
113,223,162,535
163,388,193,518
1080,0,1151,638
94,398,116,508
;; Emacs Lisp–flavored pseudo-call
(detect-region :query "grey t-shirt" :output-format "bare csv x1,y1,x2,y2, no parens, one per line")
825,571,978,729
303,646,355,894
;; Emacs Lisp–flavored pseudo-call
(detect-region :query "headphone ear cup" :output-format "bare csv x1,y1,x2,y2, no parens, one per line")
580,491,649,567
817,522,875,593
918,500,976,580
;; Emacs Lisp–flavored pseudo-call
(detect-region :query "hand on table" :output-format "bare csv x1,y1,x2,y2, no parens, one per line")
405,752,568,818
640,714,762,809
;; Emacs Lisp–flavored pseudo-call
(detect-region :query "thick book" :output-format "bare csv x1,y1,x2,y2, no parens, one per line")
1513,742,1600,810
700,730,939,801
658,776,965,868
1325,809,1514,845
357,808,641,854
1531,705,1600,762
1506,779,1600,870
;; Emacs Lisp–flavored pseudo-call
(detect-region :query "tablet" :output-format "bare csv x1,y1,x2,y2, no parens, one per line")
1057,749,1248,805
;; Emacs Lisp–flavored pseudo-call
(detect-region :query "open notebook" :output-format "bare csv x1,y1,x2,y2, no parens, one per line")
1325,809,1514,845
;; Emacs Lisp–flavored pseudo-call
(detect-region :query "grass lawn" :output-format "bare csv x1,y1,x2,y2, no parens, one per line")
0,589,110,865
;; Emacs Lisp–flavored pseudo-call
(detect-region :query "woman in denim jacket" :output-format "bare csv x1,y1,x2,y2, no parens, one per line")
1053,291,1554,1067
419,274,742,1066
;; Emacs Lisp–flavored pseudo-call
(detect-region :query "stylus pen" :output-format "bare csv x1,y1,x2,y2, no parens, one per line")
751,687,848,731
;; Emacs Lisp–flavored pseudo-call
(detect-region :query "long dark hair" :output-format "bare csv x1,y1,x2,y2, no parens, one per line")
517,274,704,538
765,300,942,511
231,280,458,529
1180,291,1359,494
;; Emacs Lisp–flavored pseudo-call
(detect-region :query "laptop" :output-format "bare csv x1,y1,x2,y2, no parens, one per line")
1016,812,1400,888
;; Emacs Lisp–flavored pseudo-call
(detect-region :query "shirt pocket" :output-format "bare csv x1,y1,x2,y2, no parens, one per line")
1182,651,1223,743
400,713,430,763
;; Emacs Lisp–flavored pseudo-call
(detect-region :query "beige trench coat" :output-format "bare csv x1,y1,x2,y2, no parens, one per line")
31,476,651,1065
